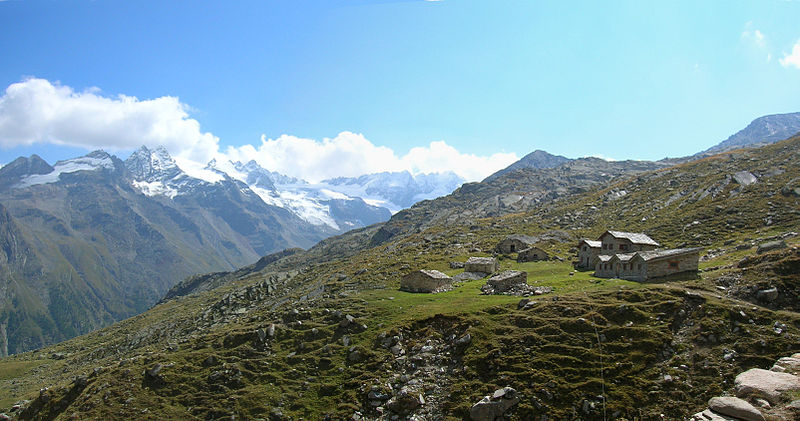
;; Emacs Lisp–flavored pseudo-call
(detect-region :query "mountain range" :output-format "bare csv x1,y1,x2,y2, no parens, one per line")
0,111,799,357
2,115,799,419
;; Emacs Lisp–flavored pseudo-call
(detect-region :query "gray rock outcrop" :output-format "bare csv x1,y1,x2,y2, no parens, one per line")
735,368,800,404
708,396,765,421
469,387,520,421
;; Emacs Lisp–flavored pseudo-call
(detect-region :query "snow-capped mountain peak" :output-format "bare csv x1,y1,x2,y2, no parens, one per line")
125,145,182,182
320,170,466,213
15,150,118,188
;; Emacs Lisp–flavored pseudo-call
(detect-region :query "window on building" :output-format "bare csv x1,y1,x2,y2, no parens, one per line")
583,246,587,251
638,264,642,270
510,245,515,252
668,261,679,269
620,244,628,251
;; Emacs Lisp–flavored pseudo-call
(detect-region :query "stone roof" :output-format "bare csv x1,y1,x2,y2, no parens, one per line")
466,257,496,265
603,230,660,246
501,234,537,244
415,269,451,279
597,255,613,263
579,239,602,248
610,253,636,262
488,270,526,281
635,248,701,262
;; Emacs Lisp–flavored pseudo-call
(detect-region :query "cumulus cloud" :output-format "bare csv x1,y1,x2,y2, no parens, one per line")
0,78,518,182
222,132,518,182
0,78,219,163
780,39,800,69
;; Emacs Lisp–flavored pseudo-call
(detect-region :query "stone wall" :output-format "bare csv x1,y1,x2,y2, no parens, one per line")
644,253,699,279
577,246,599,269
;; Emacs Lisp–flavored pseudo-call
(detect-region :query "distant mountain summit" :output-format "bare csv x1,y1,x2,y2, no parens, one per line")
321,171,465,213
125,145,182,181
702,112,800,155
208,159,390,231
484,149,570,181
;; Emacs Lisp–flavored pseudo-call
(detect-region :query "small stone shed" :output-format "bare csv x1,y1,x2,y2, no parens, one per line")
400,270,453,293
465,257,498,274
487,270,528,292
517,246,548,262
496,234,537,254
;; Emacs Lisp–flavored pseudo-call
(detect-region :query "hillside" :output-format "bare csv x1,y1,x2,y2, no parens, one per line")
701,112,800,155
0,136,798,419
0,149,334,356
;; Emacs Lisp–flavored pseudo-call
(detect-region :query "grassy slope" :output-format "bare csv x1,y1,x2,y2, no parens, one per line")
1,137,799,419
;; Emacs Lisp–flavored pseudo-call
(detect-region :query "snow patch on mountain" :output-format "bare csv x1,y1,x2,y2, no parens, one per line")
17,151,116,188
132,180,179,199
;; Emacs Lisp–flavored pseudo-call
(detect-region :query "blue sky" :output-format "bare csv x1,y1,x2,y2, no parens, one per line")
1,0,800,181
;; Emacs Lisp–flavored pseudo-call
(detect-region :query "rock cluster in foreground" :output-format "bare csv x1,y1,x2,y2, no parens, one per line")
691,353,800,420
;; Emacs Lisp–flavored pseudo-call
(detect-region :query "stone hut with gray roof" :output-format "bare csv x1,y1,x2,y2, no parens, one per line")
465,257,498,274
400,270,453,293
598,230,660,254
595,248,700,281
496,234,537,254
585,230,699,280
517,246,549,262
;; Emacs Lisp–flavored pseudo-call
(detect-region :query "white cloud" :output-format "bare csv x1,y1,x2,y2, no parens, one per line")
0,78,518,183
0,78,219,163
222,132,517,183
741,27,765,48
780,39,800,69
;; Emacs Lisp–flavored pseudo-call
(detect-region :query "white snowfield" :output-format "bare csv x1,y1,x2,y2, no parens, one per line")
17,154,116,188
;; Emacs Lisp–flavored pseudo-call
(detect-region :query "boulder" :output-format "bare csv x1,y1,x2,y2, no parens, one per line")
469,387,520,421
385,389,421,415
454,272,488,282
772,357,800,375
735,368,800,404
757,240,786,254
708,396,765,421
756,287,779,303
733,171,758,186
690,409,738,421
449,261,465,269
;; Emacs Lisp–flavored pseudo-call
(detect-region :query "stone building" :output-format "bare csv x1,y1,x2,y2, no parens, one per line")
496,234,537,254
465,257,498,274
487,270,528,292
576,239,601,269
598,230,659,254
517,247,548,262
594,248,701,281
400,270,453,293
